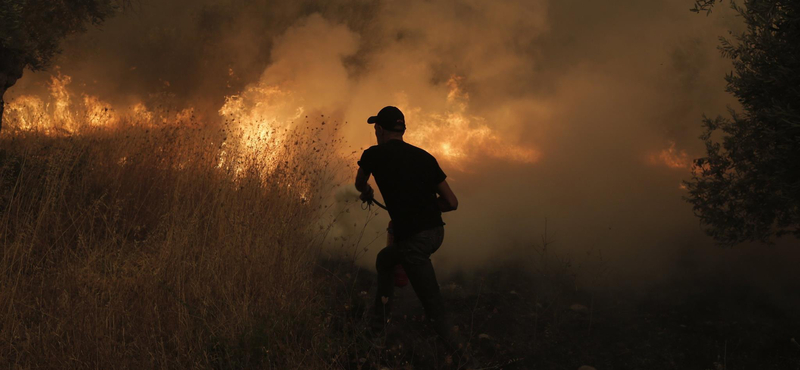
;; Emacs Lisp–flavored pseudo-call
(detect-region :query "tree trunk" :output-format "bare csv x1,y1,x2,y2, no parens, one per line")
0,92,4,132
0,46,26,133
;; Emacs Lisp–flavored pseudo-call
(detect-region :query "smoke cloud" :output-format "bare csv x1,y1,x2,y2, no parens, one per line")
7,0,798,287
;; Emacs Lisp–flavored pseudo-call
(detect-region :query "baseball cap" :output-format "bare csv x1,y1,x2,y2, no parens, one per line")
367,106,406,132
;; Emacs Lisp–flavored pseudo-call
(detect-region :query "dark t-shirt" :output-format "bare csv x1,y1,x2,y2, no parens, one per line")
358,140,447,240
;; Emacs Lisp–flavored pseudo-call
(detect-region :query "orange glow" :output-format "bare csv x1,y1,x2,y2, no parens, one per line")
82,94,119,127
405,76,541,171
3,72,206,135
5,73,128,133
218,82,305,175
650,141,690,169
5,73,82,134
49,73,75,131
4,72,541,178
5,95,47,131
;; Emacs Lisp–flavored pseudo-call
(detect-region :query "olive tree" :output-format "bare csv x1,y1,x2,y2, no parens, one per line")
0,0,129,131
685,0,800,245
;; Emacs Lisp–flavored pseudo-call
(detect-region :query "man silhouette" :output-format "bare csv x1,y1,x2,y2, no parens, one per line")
355,106,459,342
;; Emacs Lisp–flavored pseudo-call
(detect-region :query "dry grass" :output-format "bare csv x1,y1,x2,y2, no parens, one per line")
0,117,353,369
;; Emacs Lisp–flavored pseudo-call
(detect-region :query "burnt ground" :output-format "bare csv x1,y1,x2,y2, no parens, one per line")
319,259,800,370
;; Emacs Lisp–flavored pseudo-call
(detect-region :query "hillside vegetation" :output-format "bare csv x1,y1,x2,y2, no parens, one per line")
0,118,358,368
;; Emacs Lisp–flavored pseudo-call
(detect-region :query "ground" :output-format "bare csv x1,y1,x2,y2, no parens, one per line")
321,259,800,370
2,133,798,369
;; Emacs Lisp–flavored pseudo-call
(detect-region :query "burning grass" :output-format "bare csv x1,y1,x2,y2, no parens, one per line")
3,77,796,369
2,121,798,369
0,117,355,368
0,105,575,369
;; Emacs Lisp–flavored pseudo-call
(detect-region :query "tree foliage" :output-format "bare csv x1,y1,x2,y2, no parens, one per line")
685,0,800,245
0,0,126,70
0,0,131,131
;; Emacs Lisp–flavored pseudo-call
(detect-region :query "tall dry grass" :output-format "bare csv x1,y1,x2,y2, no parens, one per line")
0,114,354,369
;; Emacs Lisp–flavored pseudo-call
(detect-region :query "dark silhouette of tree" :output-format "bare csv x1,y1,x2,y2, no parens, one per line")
685,0,800,245
0,0,130,131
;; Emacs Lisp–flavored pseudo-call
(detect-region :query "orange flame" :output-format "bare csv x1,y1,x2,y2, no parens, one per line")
2,71,199,134
49,73,75,131
218,82,305,174
4,72,541,178
404,76,540,171
4,95,47,131
650,141,690,169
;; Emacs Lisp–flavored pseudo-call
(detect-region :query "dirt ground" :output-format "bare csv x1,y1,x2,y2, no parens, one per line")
322,260,800,370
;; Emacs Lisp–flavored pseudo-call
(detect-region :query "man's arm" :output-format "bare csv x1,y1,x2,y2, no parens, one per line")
355,168,374,201
436,180,458,212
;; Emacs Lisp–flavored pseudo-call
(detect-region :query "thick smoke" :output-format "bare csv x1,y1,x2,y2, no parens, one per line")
7,0,798,287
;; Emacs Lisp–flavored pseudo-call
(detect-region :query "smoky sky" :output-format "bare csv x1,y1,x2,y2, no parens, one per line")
8,0,798,286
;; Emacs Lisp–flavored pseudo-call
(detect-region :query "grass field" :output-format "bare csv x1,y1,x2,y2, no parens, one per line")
0,118,360,369
2,117,799,369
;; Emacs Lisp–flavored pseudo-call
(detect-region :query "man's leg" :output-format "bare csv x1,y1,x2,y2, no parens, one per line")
374,244,401,325
398,227,452,342
403,258,449,335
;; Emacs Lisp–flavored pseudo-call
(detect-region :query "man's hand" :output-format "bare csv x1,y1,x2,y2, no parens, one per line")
359,184,375,202
355,167,374,202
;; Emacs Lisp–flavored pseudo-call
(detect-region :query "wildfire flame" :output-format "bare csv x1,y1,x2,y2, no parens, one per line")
217,81,308,177
650,141,690,169
4,73,121,133
219,84,304,152
3,71,199,135
404,76,541,171
5,95,47,131
3,72,542,176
